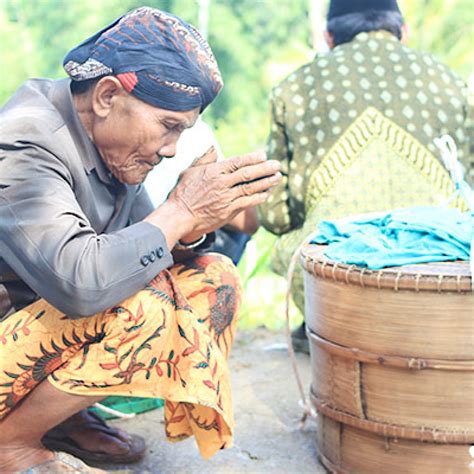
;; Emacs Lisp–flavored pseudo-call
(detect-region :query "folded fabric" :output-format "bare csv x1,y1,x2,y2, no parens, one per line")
311,206,473,269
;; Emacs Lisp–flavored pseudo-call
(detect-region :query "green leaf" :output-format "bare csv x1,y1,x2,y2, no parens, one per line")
4,371,19,379
119,347,133,364
125,321,145,333
11,320,21,332
194,362,209,369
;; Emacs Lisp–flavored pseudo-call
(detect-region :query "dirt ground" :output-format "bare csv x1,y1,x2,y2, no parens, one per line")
103,328,326,473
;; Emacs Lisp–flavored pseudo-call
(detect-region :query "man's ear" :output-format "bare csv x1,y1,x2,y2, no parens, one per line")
324,30,335,50
401,23,410,45
91,76,124,118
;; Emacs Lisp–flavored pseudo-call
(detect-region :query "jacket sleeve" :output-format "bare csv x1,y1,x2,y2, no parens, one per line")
128,183,155,224
257,90,303,235
0,144,173,318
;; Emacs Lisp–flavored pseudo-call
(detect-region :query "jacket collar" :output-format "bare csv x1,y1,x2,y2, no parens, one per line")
50,78,114,185
353,30,399,43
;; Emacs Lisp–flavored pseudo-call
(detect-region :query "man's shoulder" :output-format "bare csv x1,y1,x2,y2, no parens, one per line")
271,40,387,95
0,79,79,177
0,79,64,137
271,53,330,97
410,48,465,85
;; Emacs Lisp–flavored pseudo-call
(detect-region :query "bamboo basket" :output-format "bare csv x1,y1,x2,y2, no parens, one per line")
301,243,474,473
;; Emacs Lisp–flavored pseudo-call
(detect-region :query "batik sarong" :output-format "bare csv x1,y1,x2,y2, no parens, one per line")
0,253,240,459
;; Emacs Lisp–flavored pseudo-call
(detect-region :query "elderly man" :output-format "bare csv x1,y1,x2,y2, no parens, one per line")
0,7,281,472
259,0,473,353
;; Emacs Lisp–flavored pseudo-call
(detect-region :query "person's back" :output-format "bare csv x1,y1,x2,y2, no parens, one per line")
259,0,473,352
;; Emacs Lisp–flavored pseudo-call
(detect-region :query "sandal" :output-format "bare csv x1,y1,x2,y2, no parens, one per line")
41,409,146,465
20,451,106,473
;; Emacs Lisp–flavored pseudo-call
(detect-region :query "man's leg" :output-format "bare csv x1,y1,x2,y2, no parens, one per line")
0,301,145,468
159,253,242,457
0,379,103,471
0,253,242,465
169,253,241,358
42,409,144,463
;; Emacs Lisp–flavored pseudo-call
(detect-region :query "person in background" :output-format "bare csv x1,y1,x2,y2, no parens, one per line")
0,7,281,472
259,0,473,353
145,118,258,265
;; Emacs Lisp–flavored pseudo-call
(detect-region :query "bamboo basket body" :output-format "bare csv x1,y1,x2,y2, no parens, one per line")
301,244,474,473
305,279,473,359
317,414,472,474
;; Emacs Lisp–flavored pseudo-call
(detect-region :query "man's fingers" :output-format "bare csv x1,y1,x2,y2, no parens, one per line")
221,150,267,174
191,146,218,167
230,191,271,214
226,160,281,187
234,172,282,197
171,148,278,236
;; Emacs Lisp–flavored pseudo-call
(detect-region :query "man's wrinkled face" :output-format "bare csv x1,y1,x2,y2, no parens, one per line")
92,91,199,185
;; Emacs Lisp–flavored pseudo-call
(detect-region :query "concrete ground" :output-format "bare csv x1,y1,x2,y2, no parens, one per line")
104,328,326,473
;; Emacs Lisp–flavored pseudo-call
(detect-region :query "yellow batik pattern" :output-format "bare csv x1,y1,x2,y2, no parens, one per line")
0,254,241,459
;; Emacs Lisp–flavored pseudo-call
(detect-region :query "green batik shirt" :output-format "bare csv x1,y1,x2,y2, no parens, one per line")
259,30,473,237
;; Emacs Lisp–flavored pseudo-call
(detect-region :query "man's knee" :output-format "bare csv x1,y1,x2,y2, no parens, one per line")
173,253,241,288
195,252,236,269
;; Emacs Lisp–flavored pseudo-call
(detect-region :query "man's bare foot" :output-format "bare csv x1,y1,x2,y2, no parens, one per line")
0,444,54,473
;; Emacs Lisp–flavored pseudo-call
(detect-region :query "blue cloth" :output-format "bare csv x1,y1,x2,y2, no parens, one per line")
311,207,473,269
64,7,223,112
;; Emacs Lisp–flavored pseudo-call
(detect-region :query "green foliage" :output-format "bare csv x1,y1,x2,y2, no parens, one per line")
236,228,302,330
400,0,474,79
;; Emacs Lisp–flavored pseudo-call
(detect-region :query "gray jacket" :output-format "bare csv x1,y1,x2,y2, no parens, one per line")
0,78,174,320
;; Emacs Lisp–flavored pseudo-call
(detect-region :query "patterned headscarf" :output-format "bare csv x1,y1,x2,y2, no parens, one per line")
63,7,223,112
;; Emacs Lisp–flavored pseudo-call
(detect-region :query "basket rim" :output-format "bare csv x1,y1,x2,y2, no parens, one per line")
308,330,474,370
301,243,472,293
310,391,474,444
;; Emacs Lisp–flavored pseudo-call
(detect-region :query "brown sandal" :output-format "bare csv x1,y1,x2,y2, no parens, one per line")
41,409,146,465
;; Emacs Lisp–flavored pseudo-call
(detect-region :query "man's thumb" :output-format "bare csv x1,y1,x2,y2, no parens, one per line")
191,146,218,166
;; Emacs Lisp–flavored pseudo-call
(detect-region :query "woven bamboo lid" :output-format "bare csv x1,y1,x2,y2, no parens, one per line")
301,243,472,293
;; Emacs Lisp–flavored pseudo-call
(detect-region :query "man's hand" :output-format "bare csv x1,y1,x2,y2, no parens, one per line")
143,149,281,249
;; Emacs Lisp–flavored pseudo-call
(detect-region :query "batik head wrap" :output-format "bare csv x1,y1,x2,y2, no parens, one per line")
328,0,401,20
63,7,223,112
